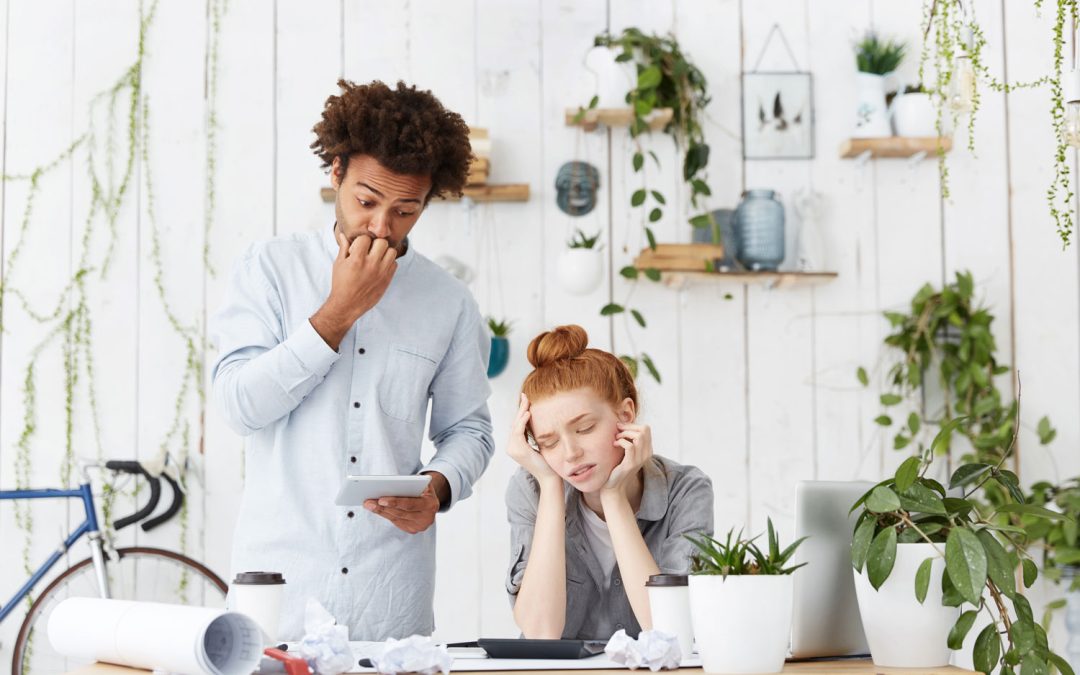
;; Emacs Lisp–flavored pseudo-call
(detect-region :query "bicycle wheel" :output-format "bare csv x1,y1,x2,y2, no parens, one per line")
12,546,228,675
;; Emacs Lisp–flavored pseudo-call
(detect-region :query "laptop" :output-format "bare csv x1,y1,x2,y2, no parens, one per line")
788,480,873,659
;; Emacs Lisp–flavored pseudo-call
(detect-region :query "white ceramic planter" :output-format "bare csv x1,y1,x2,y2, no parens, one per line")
853,542,958,667
891,92,937,137
556,248,603,295
853,72,892,138
689,574,793,674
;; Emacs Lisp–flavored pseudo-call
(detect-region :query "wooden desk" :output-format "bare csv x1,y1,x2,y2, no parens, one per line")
68,659,978,674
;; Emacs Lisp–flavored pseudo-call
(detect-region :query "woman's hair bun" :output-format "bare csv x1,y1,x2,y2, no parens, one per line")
527,324,589,368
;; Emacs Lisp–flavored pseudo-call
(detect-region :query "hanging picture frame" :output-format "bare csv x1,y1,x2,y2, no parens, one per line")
741,25,815,160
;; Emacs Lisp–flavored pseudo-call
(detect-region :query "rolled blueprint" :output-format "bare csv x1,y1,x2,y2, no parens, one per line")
48,597,263,675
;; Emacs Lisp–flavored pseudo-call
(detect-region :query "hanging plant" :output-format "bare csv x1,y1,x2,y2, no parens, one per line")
576,28,712,383
920,0,1072,244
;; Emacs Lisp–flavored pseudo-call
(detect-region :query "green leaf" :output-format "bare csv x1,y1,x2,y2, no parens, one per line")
874,415,893,426
631,189,647,207
895,456,921,494
950,463,993,489
645,228,657,251
1037,416,1056,444
634,97,654,117
637,65,662,89
894,434,911,450
648,150,659,166
600,303,625,316
1020,655,1048,675
1022,558,1038,588
915,557,934,603
1011,619,1037,656
977,529,1016,598
857,367,869,386
974,623,1002,675
650,190,666,205
588,95,599,109
880,393,903,406
688,214,711,229
996,504,1072,521
649,207,662,223
942,570,965,606
851,516,875,572
946,528,989,606
1047,652,1076,675
948,610,979,650
620,355,639,379
900,482,948,515
907,412,921,435
932,417,967,456
866,486,901,513
644,267,661,282
633,152,644,172
631,309,646,328
867,527,898,590
619,265,639,280
641,353,661,383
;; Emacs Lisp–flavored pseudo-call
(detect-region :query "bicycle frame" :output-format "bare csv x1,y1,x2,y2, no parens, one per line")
0,467,111,624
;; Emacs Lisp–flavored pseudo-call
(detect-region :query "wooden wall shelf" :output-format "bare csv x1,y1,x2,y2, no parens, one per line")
565,107,674,132
839,137,952,159
320,183,530,204
653,270,839,290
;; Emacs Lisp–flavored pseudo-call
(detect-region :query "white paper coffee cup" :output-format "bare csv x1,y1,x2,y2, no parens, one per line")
227,571,285,644
646,574,693,659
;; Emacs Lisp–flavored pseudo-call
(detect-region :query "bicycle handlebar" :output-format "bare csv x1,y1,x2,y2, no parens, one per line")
105,460,184,532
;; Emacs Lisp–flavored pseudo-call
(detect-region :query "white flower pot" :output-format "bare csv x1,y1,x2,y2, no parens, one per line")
689,575,793,674
584,46,635,108
853,72,892,138
853,542,958,667
556,248,603,295
891,92,937,137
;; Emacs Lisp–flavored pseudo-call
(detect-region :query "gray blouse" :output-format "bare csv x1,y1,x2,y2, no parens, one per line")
505,455,714,639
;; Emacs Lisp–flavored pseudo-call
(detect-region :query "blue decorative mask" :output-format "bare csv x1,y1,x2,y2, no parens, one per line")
555,161,600,216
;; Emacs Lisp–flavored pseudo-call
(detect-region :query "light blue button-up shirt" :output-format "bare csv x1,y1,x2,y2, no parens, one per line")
209,224,494,641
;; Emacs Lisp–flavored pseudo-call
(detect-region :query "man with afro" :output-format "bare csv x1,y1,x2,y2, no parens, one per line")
210,80,494,640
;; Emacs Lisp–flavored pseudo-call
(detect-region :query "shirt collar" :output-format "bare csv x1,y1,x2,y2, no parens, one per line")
321,222,416,273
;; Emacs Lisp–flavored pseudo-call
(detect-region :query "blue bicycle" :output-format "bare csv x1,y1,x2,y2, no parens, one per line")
2,459,228,675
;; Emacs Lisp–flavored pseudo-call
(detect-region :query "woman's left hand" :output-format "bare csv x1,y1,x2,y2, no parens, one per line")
603,422,653,495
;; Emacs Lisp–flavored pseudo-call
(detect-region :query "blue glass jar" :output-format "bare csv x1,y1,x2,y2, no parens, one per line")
734,189,785,271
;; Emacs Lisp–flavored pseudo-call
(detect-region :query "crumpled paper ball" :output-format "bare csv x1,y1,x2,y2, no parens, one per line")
604,629,682,671
297,599,354,675
370,635,452,675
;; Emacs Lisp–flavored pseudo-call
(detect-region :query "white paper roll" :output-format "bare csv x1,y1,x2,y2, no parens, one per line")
48,597,263,675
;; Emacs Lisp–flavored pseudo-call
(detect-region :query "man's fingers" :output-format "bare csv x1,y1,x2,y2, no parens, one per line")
335,230,349,261
350,232,373,256
367,236,389,259
376,495,430,511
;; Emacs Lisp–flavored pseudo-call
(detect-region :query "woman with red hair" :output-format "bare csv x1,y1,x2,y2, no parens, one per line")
504,325,714,640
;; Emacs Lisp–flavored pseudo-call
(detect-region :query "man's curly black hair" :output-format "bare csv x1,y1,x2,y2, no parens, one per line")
310,79,473,202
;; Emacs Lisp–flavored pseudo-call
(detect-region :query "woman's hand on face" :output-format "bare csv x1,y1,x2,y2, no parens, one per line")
603,422,653,495
507,394,561,486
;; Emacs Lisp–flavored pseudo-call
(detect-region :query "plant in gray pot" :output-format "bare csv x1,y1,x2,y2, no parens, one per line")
686,520,806,674
851,438,1074,674
1025,478,1080,672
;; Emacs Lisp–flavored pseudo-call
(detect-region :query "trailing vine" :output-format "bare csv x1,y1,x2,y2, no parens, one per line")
920,0,1075,244
2,0,226,600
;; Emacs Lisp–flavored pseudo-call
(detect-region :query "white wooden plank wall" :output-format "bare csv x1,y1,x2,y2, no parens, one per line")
1,0,1078,656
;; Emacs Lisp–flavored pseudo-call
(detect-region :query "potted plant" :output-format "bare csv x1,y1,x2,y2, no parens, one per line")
851,441,1074,674
556,229,603,296
686,520,806,674
853,32,906,138
891,83,937,137
486,317,512,378
1025,478,1080,657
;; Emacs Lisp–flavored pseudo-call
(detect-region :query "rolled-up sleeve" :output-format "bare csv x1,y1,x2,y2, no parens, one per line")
424,300,494,510
504,470,540,604
656,470,714,573
209,247,340,436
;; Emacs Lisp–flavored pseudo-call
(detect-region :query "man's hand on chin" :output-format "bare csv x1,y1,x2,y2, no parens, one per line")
363,471,450,534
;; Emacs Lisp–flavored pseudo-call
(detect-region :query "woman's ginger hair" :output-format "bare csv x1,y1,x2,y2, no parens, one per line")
521,325,637,411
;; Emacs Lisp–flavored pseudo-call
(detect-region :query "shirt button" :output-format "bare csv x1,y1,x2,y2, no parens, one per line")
358,347,366,355
350,456,357,463
353,401,360,408
614,578,621,586
616,623,624,630
341,567,348,575
347,511,354,518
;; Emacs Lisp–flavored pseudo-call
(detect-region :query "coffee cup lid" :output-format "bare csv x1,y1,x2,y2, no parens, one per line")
232,571,285,585
645,573,688,587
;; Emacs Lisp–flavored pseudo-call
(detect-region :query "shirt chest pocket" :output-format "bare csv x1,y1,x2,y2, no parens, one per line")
378,347,438,423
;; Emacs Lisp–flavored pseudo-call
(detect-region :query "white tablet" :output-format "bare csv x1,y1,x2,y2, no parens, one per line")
334,475,431,506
